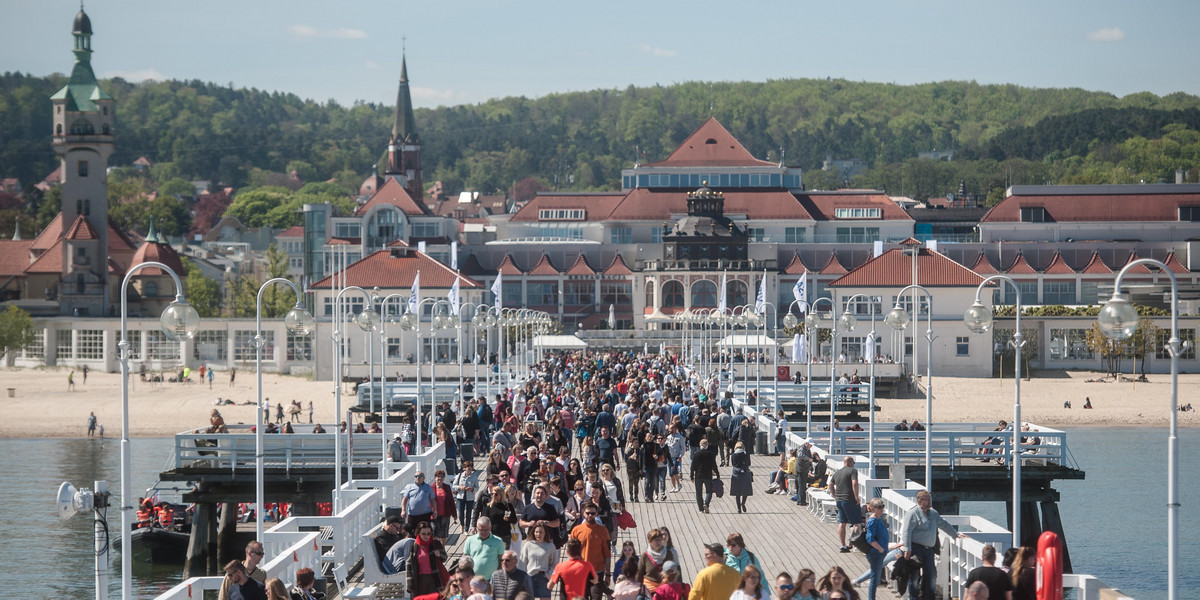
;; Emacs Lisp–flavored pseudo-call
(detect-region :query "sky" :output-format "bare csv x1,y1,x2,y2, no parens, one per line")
2,0,1198,109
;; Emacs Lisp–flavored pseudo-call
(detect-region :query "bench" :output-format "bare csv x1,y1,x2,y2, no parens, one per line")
361,524,409,592
333,563,377,600
807,489,838,522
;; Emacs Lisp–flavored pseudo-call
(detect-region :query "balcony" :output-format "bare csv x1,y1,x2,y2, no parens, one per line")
638,258,777,272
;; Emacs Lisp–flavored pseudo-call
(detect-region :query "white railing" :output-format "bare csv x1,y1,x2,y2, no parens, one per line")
173,426,385,472
153,442,445,600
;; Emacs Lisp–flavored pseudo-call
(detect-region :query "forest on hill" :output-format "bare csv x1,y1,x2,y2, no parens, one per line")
3,72,1200,234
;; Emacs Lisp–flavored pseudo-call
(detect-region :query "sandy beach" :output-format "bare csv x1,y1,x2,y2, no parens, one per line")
0,366,1196,439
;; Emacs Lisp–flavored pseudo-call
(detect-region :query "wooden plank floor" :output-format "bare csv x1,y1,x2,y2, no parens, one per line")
431,453,902,600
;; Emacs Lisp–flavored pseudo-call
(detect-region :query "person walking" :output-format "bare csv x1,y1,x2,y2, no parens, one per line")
723,533,768,592
901,490,965,600
640,431,662,504
829,457,860,552
863,498,890,600
965,544,1013,600
569,502,611,581
464,517,507,579
400,471,438,533
87,412,97,437
730,441,753,513
690,543,740,600
690,439,720,513
229,366,236,387
68,371,75,391
793,440,813,505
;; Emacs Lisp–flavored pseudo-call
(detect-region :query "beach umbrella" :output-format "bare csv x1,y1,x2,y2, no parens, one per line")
793,333,804,363
608,304,616,330
863,333,875,363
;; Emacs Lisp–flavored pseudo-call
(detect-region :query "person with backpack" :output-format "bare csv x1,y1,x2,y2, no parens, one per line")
723,534,768,592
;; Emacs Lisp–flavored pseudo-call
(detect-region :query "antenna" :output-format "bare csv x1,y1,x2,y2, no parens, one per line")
58,480,110,600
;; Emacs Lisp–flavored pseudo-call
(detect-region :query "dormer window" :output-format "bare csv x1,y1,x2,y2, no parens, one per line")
1179,206,1200,222
1020,207,1047,223
705,138,717,144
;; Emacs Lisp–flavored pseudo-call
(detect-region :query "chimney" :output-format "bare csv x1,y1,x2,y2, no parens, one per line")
1177,169,1186,184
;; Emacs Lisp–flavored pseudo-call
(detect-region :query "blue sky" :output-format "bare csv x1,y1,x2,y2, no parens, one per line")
3,0,1197,108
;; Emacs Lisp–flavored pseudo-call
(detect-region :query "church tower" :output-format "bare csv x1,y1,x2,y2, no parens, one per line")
384,55,423,199
50,7,114,315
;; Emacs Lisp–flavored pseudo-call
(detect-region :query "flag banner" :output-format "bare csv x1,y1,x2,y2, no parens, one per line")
755,271,767,314
793,272,808,312
491,271,503,309
408,271,420,314
448,278,460,315
718,271,728,312
450,241,458,270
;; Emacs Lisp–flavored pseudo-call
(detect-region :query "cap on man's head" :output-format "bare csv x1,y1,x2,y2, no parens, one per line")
703,542,725,556
662,560,680,574
385,514,402,525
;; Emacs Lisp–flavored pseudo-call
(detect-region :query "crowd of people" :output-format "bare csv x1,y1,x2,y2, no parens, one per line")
222,349,1007,600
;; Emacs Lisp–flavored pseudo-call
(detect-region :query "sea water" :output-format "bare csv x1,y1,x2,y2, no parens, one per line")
1,428,1194,599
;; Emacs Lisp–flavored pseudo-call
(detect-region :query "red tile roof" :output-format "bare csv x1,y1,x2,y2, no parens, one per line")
64,215,99,240
1162,252,1189,274
609,188,812,221
1120,252,1154,274
1005,253,1037,274
565,255,596,276
30,214,63,251
970,253,999,274
1041,252,1076,274
602,254,632,276
819,253,849,275
528,254,560,276
497,254,524,276
511,193,626,222
798,192,913,221
1079,253,1112,274
981,191,1200,223
460,254,488,276
0,240,33,276
327,237,359,245
355,177,431,217
781,254,812,275
311,249,480,289
830,248,985,288
643,118,776,168
278,225,304,238
129,239,186,277
25,239,64,273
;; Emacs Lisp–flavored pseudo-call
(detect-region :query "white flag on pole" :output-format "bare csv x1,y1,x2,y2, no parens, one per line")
793,271,808,312
755,271,767,314
408,270,420,314
450,241,458,270
448,277,460,315
718,271,728,312
491,271,503,309
864,332,875,363
792,333,802,363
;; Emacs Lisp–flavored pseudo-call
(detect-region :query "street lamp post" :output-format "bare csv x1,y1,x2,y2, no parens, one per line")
803,297,834,447
254,278,314,540
332,286,377,506
118,262,200,600
842,294,877,477
964,276,1024,547
885,285,935,492
782,299,810,435
1096,259,1182,600
376,293,410,477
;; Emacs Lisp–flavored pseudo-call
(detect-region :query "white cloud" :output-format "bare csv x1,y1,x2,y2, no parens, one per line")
412,86,470,104
287,25,369,40
364,60,380,70
1087,27,1125,42
103,68,166,82
638,43,678,58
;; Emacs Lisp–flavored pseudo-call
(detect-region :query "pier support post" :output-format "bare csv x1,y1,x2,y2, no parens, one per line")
1040,500,1073,573
291,501,319,517
217,501,238,567
184,502,214,578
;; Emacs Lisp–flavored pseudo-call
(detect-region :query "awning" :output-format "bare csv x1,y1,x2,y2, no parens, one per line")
716,334,778,349
532,335,589,350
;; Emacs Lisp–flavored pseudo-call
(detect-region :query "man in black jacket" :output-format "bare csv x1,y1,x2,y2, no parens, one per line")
690,439,720,513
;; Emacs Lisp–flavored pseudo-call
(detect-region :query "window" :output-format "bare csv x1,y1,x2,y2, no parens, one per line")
146,330,180,361
1020,207,1047,222
651,226,663,244
77,330,104,359
501,282,522,306
835,227,880,243
538,209,586,220
386,337,403,360
1048,329,1094,361
834,208,881,219
528,282,558,306
234,330,274,362
725,279,748,307
422,337,459,363
56,330,73,360
287,330,312,361
661,281,685,308
564,281,593,306
956,336,970,356
690,280,718,308
904,336,913,357
535,227,583,240
193,330,227,361
747,228,766,242
785,227,806,243
1080,281,1101,305
840,336,880,362
78,160,88,177
22,329,45,360
323,297,364,317
1016,281,1039,305
610,227,632,244
412,221,439,238
334,222,361,238
604,282,633,307
1043,281,1076,305
842,296,882,317
1179,207,1200,222
890,295,930,317
1156,329,1196,360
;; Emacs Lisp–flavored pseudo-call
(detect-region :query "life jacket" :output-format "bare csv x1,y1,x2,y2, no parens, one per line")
158,506,174,528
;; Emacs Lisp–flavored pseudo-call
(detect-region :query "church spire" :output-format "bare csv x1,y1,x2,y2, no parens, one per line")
391,54,418,145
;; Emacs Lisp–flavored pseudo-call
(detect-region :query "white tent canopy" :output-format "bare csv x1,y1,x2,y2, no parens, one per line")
716,334,777,349
532,335,589,350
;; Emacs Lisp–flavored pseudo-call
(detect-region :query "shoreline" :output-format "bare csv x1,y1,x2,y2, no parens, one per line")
1,366,1196,439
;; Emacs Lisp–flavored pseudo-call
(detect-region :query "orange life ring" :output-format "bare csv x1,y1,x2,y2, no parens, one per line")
1036,531,1063,600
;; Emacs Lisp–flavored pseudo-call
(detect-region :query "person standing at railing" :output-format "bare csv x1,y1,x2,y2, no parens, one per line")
829,457,860,553
965,544,1012,600
900,490,966,600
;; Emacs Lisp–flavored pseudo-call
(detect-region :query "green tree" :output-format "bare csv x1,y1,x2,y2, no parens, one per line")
1127,316,1162,376
0,306,36,366
159,177,196,198
182,259,222,318
1086,323,1128,378
228,274,260,318
262,243,295,317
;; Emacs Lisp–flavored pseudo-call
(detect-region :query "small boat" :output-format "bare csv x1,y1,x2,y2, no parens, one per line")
114,525,190,565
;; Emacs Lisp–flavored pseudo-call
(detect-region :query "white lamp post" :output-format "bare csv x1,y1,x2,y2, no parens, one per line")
842,294,877,476
964,276,1024,547
332,286,376,506
804,297,834,446
1097,259,1182,600
254,278,314,540
118,262,200,600
885,285,935,492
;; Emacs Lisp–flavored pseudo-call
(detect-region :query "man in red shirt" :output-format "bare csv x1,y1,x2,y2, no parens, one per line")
550,538,596,599
568,502,611,580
